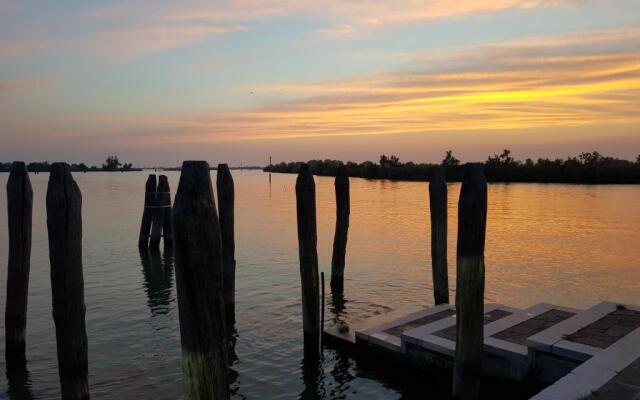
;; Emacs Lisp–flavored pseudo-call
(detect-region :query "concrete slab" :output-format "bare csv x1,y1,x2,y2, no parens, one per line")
401,304,520,358
324,306,425,350
354,304,455,354
481,303,579,380
529,326,640,400
528,302,640,364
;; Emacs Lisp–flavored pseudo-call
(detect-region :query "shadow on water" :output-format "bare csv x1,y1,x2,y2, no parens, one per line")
330,289,347,325
139,248,174,316
5,363,34,400
300,352,325,400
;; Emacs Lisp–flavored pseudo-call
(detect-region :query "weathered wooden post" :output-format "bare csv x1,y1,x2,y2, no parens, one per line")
5,161,33,368
158,175,173,248
330,165,350,292
321,271,325,347
295,163,320,355
138,174,157,248
429,166,449,305
46,163,90,400
216,164,236,327
453,165,487,400
150,175,171,249
173,161,229,400
149,185,164,250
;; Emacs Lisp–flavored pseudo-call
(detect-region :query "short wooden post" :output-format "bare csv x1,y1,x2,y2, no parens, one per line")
46,163,90,400
429,166,449,305
138,174,157,248
330,165,350,292
216,164,236,327
149,175,170,250
453,165,487,400
158,175,173,249
173,161,229,400
5,161,33,368
295,163,320,355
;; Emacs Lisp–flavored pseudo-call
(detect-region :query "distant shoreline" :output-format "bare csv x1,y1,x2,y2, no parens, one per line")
264,152,640,184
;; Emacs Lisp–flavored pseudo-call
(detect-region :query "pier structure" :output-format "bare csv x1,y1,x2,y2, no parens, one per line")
324,300,640,399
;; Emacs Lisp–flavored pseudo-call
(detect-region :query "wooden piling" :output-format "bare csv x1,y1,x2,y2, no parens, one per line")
429,166,449,305
149,179,164,250
321,271,325,348
138,174,157,248
295,163,320,354
158,175,173,249
453,165,487,400
173,161,229,400
5,161,33,368
330,165,350,292
46,163,90,400
216,164,236,327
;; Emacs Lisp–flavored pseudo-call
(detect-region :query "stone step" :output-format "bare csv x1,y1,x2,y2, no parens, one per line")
527,301,640,383
529,325,640,399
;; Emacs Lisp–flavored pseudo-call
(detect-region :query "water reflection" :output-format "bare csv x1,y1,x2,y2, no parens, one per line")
5,364,34,400
139,248,174,316
299,353,325,400
327,349,356,398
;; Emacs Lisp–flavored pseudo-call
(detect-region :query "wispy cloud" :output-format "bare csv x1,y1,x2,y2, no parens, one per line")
96,23,247,56
0,0,585,60
145,28,640,143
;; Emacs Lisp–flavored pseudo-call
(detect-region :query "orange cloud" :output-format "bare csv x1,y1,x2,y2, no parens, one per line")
144,28,640,143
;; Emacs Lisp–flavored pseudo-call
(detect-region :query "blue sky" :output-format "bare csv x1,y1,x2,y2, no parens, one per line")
1,0,639,166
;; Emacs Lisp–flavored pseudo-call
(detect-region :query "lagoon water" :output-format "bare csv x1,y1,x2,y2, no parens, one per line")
0,170,639,399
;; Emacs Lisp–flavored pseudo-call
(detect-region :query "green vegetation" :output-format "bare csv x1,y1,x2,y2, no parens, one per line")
0,156,138,172
264,150,640,184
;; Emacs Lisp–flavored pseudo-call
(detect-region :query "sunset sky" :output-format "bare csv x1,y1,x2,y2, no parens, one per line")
1,0,639,166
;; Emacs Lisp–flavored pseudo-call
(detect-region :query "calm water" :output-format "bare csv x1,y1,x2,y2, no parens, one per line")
0,171,639,399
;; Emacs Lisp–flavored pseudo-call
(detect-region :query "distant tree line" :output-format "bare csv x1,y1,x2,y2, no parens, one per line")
0,156,138,173
264,150,640,184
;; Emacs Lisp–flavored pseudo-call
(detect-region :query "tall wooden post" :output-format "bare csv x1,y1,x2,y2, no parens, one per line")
5,161,33,368
173,161,229,400
429,166,449,305
158,175,173,249
216,164,236,327
330,165,350,292
46,163,90,400
453,165,487,400
138,174,157,248
295,163,320,355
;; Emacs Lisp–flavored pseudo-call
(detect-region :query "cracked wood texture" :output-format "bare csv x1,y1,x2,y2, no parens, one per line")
46,163,89,400
173,161,229,400
453,165,487,400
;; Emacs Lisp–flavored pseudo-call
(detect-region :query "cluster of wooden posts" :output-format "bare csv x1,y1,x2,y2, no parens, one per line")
295,162,488,400
5,158,486,400
4,161,238,400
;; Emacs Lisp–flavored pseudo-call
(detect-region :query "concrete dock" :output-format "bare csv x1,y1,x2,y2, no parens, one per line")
323,301,640,399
